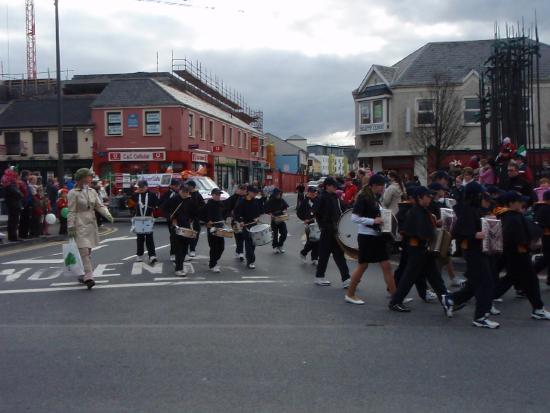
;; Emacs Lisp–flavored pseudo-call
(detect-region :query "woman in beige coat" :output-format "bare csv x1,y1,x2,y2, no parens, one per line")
68,168,113,289
381,170,404,215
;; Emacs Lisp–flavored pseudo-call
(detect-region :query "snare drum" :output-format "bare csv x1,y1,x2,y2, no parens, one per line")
175,226,198,239
307,222,321,241
248,224,272,246
131,216,155,234
273,214,289,223
214,227,234,238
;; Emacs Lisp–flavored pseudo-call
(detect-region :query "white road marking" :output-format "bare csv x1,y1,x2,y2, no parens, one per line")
241,276,270,279
4,259,63,265
122,254,137,261
93,263,123,278
131,262,164,276
0,268,32,282
28,269,63,281
225,266,240,273
0,279,285,294
100,236,136,244
154,277,206,281
50,280,109,286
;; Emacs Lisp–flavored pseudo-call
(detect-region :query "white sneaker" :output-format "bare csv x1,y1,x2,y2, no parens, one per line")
235,253,241,260
342,279,351,289
273,248,279,254
278,247,285,254
170,255,175,262
424,290,438,302
175,270,187,277
238,253,245,262
315,278,331,286
300,254,307,263
451,277,466,287
135,255,143,262
345,295,365,305
184,256,192,262
403,297,414,304
247,263,256,269
472,317,500,329
311,259,318,266
149,256,157,265
531,308,550,320
488,305,501,316
211,266,221,273
189,251,196,258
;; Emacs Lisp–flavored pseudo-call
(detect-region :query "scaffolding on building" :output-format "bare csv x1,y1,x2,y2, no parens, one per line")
171,57,263,132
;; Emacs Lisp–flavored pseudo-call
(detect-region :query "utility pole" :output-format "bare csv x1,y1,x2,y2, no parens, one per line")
55,0,64,185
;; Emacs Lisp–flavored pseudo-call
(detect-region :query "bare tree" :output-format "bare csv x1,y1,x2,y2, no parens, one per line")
409,73,468,172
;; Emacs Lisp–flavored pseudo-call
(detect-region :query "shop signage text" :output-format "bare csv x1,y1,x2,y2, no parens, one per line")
108,151,166,162
191,153,208,163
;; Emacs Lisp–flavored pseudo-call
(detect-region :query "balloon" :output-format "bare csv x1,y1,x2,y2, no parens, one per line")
61,207,69,219
45,213,57,225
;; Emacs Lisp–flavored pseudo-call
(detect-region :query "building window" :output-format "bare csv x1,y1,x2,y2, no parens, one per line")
188,113,195,138
229,128,234,146
358,99,387,133
209,120,215,142
62,129,78,154
222,125,227,145
244,132,248,149
417,99,434,126
238,131,242,148
143,110,161,135
5,132,20,155
106,111,122,136
463,98,480,125
199,117,205,140
32,131,49,154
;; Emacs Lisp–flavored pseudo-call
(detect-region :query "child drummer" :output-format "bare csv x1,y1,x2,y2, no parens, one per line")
131,180,159,265
233,185,261,269
297,186,320,265
205,188,226,273
264,187,289,254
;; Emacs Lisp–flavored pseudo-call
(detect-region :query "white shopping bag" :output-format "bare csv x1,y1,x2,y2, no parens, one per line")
62,238,85,277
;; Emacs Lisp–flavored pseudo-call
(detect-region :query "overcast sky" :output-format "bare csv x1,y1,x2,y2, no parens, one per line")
1,0,549,144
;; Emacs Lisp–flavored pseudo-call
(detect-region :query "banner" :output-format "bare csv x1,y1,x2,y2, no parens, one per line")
137,174,173,187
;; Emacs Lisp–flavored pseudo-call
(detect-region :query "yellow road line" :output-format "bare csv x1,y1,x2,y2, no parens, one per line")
0,227,118,258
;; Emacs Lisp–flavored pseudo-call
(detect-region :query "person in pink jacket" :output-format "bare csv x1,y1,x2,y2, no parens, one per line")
478,158,496,186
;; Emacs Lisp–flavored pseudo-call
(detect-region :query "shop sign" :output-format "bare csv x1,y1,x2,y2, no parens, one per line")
188,144,199,150
212,145,223,153
136,174,173,187
360,123,385,133
108,151,166,162
217,157,236,166
191,152,208,163
250,137,260,152
236,160,250,167
128,114,139,128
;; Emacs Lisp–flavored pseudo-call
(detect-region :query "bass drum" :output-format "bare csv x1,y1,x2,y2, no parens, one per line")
337,209,359,260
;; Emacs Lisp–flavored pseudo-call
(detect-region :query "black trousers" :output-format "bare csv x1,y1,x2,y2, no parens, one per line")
301,232,319,261
533,235,550,282
207,231,225,268
242,229,256,264
59,216,68,235
315,230,350,281
136,233,156,258
7,207,20,241
18,206,31,239
390,246,447,306
235,231,244,254
168,224,176,256
174,235,190,271
189,219,201,252
30,214,42,237
495,250,544,310
450,249,494,319
271,221,288,248
394,243,428,300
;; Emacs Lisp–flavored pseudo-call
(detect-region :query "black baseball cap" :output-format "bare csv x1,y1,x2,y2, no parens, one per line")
137,180,148,188
414,186,432,199
369,174,385,186
428,182,444,192
186,180,196,188
247,185,259,193
500,191,522,205
307,186,318,193
211,188,222,195
324,177,338,187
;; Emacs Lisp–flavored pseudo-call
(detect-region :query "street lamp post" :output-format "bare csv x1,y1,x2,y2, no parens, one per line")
54,0,64,186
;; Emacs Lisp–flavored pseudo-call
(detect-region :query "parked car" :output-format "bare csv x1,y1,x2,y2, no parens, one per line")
188,176,230,201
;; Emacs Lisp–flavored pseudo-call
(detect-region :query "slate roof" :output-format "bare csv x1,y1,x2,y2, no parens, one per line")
357,39,550,92
91,78,180,108
0,95,95,129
